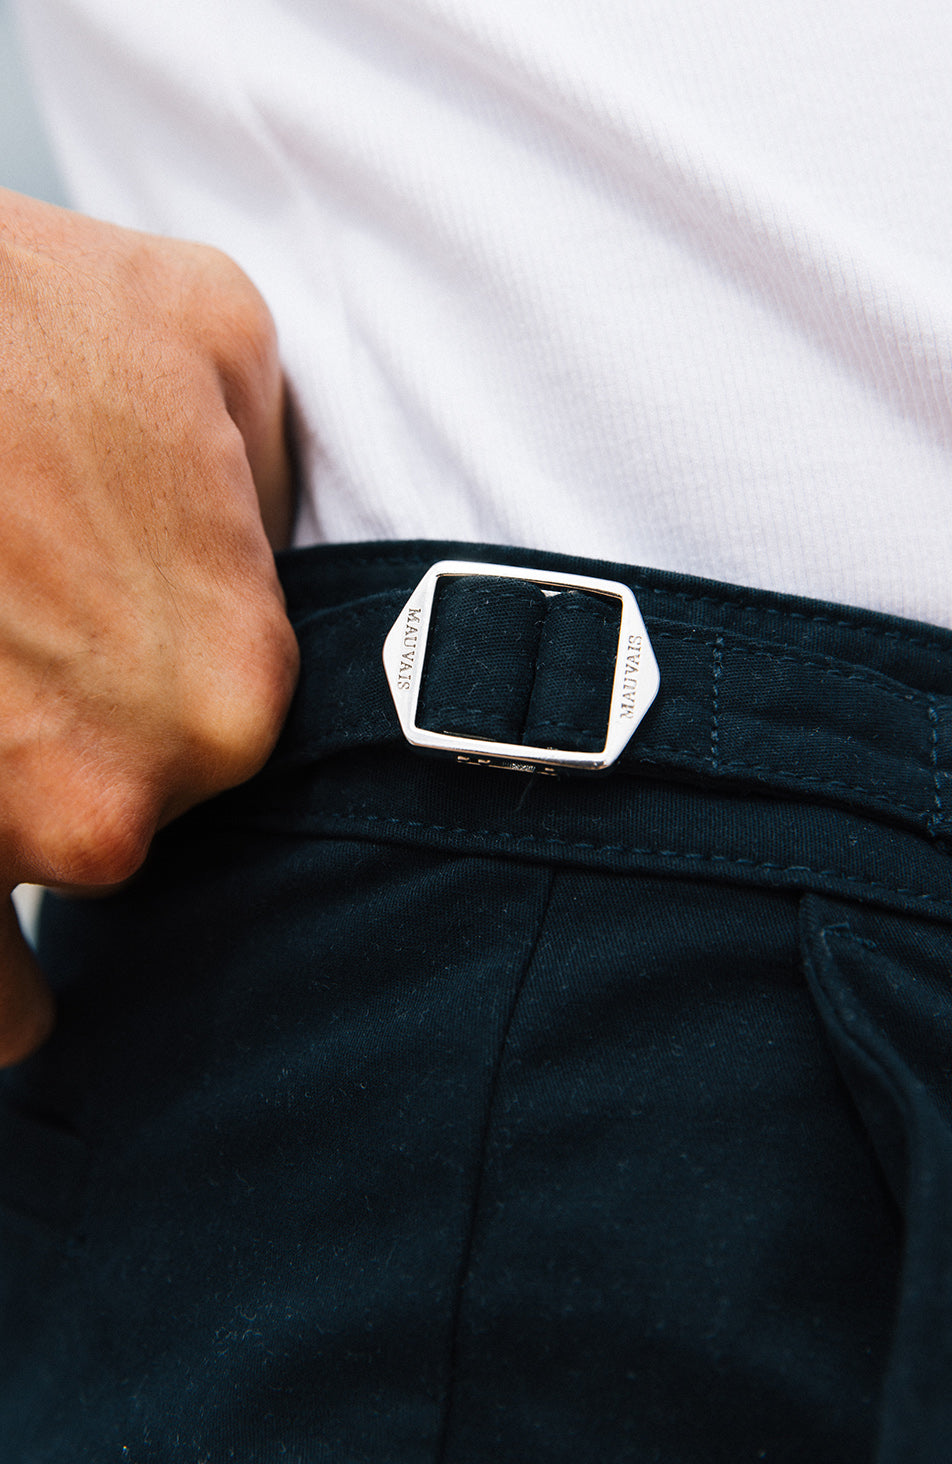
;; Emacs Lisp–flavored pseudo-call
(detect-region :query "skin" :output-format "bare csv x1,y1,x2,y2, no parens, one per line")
0,187,300,1066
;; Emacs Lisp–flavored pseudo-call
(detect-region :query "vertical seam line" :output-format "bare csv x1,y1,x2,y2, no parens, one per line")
928,695,943,838
711,634,724,771
434,866,559,1464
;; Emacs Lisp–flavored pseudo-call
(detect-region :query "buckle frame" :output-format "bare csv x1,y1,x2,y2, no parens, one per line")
382,560,660,774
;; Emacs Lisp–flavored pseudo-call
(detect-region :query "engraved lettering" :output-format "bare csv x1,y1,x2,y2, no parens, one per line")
619,634,642,719
397,606,422,691
456,755,557,777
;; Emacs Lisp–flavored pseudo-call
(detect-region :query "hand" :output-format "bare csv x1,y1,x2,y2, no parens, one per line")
0,188,300,1064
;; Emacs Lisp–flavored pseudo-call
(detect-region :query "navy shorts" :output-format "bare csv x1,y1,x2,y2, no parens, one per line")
2,540,951,1462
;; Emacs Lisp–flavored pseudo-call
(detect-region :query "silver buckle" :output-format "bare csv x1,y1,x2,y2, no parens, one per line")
382,560,660,774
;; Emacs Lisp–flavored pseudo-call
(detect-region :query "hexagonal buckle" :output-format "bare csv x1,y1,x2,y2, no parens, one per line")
382,560,660,773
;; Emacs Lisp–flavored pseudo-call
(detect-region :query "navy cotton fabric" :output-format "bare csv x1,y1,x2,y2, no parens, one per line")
1,540,952,1463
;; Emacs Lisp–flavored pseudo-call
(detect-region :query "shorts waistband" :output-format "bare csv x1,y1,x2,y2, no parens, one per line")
199,539,952,920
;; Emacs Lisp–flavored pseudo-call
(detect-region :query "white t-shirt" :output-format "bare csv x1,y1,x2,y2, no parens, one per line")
16,0,952,628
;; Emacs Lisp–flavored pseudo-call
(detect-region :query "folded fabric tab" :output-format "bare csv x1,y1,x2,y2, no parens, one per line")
417,576,547,743
416,577,621,752
523,590,621,753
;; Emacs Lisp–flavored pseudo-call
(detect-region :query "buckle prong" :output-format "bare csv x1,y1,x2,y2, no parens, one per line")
382,560,660,774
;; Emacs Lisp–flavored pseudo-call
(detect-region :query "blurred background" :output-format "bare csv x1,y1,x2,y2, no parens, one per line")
0,0,68,204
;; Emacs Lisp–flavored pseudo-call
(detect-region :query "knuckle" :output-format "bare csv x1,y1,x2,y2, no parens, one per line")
135,236,280,399
42,778,156,888
191,601,299,791
195,248,279,377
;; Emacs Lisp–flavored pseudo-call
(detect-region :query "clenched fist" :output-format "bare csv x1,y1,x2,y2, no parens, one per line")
0,188,300,1064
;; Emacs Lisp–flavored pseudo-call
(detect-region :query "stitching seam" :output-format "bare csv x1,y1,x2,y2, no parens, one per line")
297,722,932,819
823,924,880,952
626,750,928,816
291,598,952,700
643,586,952,655
310,811,952,910
321,553,952,656
293,604,946,706
711,635,724,770
651,631,926,702
929,695,943,838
